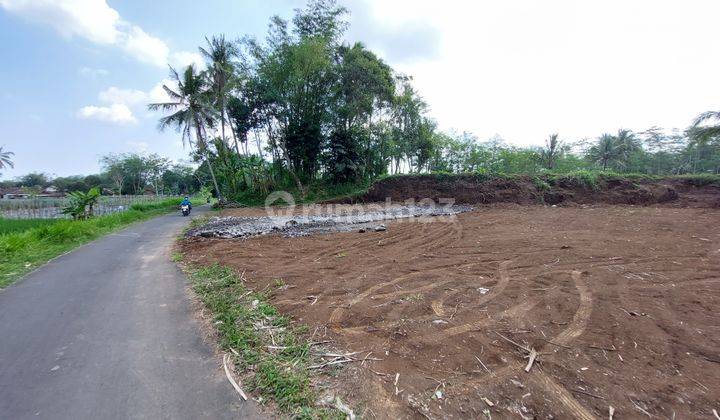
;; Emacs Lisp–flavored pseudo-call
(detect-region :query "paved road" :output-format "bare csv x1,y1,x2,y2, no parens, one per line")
0,208,258,420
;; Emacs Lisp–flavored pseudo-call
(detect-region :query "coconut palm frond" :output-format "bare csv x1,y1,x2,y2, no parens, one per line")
162,84,184,101
689,125,720,143
157,109,190,132
692,110,720,127
0,146,14,169
148,101,182,112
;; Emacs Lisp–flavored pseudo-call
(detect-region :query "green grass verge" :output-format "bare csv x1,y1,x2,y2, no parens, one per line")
0,218,60,235
0,198,199,288
184,262,343,418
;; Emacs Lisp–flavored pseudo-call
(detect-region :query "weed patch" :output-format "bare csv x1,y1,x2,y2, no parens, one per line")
185,263,343,418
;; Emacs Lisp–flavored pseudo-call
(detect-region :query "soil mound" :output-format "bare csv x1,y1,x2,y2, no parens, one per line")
347,174,719,207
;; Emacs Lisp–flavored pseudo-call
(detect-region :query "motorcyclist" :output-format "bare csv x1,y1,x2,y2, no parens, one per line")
180,196,192,211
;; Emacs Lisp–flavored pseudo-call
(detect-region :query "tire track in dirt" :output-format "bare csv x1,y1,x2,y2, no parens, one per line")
457,269,596,420
333,260,510,334
325,222,464,325
552,270,593,346
528,371,597,420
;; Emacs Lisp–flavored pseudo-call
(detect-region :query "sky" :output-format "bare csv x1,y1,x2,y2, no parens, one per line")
1,0,719,179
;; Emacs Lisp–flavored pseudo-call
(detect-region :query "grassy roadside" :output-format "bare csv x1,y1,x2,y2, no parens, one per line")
0,198,196,288
180,261,344,419
0,218,60,235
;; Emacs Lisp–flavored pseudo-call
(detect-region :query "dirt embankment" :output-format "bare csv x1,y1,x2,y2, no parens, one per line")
344,175,720,207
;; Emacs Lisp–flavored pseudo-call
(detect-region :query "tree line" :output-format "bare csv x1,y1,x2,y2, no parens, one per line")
150,0,438,201
0,153,200,196
429,126,720,175
149,0,720,203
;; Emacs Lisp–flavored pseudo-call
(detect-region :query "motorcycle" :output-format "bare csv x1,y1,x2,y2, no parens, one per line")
181,204,191,217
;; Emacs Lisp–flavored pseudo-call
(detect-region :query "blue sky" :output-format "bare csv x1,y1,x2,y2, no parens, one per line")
2,0,719,179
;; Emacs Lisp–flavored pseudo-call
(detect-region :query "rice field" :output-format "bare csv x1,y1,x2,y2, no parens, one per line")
0,195,182,219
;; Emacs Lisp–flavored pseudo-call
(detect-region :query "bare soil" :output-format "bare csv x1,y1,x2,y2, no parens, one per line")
350,175,720,208
181,204,720,419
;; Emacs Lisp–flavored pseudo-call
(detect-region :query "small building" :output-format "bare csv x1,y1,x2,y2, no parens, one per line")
0,186,65,199
0,187,25,199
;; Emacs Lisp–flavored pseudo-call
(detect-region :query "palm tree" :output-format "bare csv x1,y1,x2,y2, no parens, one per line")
687,111,720,173
199,35,240,155
0,146,14,170
148,65,223,202
540,133,561,170
586,129,640,171
615,128,641,151
689,110,720,143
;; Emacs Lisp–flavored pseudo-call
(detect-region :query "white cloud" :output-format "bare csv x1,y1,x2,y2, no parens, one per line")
0,0,170,67
79,66,109,78
147,79,176,105
82,79,177,124
77,103,136,124
98,86,147,106
119,25,169,67
170,51,205,70
0,0,120,44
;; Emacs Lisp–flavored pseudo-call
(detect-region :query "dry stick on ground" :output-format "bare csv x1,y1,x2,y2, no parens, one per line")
689,377,709,392
222,354,248,401
539,337,572,349
609,406,615,420
524,348,538,372
494,331,531,353
494,330,538,371
629,398,652,417
475,355,493,375
309,350,382,369
571,388,606,400
361,351,373,366
589,344,617,352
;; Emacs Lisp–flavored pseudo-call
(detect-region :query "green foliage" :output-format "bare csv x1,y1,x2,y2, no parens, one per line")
61,187,101,220
0,218,59,235
531,176,550,191
546,170,602,190
186,263,342,417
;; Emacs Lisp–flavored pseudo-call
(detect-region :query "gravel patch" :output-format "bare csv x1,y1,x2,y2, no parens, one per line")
186,205,473,239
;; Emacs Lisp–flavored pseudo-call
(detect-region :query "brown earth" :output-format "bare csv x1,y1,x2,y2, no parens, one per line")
346,175,720,208
181,203,720,419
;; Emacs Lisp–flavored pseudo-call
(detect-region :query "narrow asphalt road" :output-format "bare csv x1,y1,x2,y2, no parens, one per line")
0,208,259,419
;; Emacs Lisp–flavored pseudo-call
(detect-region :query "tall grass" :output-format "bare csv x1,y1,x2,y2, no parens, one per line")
0,218,59,235
0,198,190,288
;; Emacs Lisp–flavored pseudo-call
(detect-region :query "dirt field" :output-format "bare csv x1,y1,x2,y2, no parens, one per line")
181,204,720,419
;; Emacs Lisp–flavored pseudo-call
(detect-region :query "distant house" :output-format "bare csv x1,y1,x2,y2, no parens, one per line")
0,186,65,199
0,187,24,199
